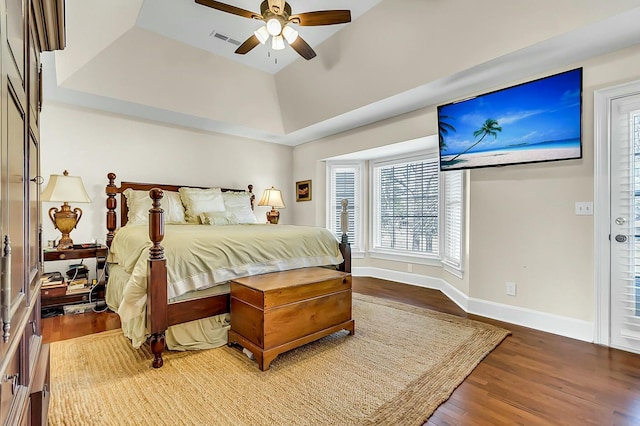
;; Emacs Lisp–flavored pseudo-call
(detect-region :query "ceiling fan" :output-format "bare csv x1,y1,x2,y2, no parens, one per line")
195,0,351,60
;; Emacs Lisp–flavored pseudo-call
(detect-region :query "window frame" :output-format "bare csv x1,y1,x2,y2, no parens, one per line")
326,161,365,256
369,150,442,265
325,149,465,277
441,170,465,277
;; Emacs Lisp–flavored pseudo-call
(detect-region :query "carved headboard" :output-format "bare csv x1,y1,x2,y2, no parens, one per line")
105,172,255,245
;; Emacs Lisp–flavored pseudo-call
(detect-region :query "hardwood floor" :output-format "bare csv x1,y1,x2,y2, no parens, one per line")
42,277,640,425
42,308,120,344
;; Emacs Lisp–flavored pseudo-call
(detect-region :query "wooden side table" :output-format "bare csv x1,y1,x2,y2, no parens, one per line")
41,245,108,314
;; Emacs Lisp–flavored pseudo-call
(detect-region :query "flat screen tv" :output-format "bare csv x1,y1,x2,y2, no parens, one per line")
438,68,582,171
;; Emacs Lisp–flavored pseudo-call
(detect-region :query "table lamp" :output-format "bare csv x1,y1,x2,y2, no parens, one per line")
258,187,285,224
41,170,91,250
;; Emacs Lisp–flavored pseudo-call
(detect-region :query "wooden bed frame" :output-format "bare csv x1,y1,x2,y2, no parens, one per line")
105,173,351,368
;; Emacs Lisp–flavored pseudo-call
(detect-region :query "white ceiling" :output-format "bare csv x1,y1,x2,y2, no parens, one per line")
45,1,640,147
136,0,383,74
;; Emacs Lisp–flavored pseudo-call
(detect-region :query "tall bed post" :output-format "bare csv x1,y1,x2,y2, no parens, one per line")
148,188,168,368
338,199,351,273
248,184,255,210
106,173,118,248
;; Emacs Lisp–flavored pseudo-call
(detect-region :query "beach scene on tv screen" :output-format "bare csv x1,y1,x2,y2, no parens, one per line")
438,69,582,171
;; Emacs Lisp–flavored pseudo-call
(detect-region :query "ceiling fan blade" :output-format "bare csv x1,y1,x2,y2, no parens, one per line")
289,35,316,60
289,10,351,26
235,34,260,55
195,0,261,20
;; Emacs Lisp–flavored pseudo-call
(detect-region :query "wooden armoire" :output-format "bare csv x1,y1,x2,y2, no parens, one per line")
0,0,65,424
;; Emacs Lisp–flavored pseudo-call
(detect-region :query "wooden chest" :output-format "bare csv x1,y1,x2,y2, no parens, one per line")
228,267,355,371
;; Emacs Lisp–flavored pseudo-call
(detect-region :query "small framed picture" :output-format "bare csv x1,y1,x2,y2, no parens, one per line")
296,180,312,202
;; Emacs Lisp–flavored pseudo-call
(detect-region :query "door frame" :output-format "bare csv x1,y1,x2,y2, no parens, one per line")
594,80,640,346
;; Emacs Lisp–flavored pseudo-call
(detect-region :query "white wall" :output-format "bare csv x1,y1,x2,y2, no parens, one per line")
39,103,294,255
292,44,640,335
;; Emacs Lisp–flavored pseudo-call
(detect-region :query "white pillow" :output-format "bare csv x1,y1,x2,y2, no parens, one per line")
123,188,186,225
179,187,226,223
200,211,239,226
222,191,257,224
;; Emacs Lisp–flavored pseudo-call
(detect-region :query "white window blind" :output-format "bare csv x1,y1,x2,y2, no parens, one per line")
635,110,640,321
442,170,463,270
328,163,361,252
372,156,439,257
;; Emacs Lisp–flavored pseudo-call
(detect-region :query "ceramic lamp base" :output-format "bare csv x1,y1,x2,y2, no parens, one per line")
48,203,83,250
266,209,280,224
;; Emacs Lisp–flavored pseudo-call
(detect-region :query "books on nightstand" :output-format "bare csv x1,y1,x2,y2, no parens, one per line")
41,272,67,298
41,272,65,288
66,278,89,294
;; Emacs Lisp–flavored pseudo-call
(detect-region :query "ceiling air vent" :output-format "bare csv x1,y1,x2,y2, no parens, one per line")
210,30,242,47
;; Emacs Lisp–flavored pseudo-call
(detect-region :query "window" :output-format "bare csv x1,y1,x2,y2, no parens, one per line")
442,170,464,273
326,148,464,275
371,154,440,259
327,162,363,253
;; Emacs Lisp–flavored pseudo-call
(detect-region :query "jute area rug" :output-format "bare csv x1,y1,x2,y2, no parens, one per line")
49,293,509,426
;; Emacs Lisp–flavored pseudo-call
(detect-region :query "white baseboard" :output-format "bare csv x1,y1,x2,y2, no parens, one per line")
353,267,594,343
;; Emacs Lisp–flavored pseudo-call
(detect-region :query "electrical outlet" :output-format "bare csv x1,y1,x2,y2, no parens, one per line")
506,282,517,296
575,201,593,216
407,263,413,273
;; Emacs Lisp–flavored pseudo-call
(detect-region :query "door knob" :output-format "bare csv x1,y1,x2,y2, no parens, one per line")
615,217,627,225
615,234,628,242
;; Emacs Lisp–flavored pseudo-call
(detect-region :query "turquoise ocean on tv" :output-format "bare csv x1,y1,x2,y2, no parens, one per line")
464,137,580,155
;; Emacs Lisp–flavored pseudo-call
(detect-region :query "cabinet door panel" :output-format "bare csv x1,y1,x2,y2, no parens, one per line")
6,0,25,82
28,133,38,289
7,88,26,308
28,25,40,133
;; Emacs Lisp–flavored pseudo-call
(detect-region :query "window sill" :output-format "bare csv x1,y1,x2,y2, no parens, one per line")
368,250,441,267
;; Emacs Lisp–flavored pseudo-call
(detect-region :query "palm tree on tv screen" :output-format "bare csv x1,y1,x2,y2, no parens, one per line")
450,118,502,161
438,115,456,150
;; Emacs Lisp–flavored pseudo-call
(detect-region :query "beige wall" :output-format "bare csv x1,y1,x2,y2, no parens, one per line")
55,1,640,137
277,0,640,133
58,28,284,134
292,44,640,324
39,103,293,249
39,0,640,333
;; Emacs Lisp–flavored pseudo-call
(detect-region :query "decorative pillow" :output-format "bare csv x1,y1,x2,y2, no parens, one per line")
199,211,240,226
222,191,257,224
123,188,186,225
178,187,226,223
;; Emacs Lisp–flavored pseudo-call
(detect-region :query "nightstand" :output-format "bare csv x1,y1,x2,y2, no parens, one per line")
41,245,108,316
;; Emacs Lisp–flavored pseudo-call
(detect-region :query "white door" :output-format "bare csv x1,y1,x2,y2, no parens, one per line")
609,93,640,354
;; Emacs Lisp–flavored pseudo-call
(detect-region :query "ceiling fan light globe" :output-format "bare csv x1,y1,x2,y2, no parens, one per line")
254,25,270,44
266,18,282,36
271,35,285,50
282,25,298,44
